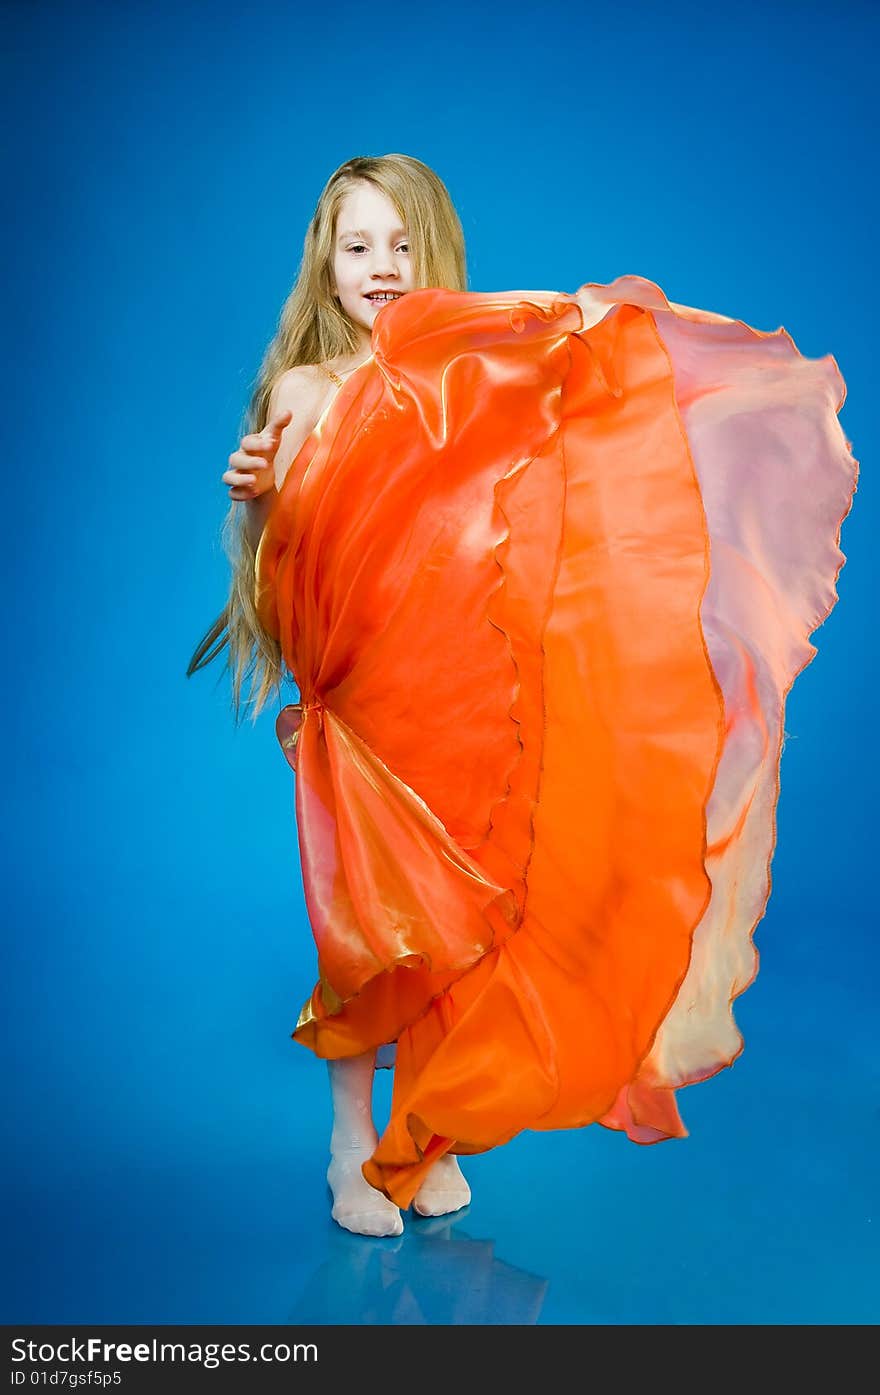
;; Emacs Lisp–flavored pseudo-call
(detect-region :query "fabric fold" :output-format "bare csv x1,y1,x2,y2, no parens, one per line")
255,276,857,1207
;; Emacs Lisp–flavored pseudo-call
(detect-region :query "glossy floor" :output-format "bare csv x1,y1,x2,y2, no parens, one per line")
4,922,876,1325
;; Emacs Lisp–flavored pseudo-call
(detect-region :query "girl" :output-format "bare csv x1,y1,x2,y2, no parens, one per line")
188,153,857,1240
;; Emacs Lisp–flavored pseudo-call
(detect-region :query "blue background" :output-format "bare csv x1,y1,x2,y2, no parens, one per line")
3,0,876,1325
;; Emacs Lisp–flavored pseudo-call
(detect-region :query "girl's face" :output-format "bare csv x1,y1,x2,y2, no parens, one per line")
331,182,414,348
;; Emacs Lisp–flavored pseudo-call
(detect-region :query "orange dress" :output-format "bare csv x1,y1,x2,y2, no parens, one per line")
255,276,857,1209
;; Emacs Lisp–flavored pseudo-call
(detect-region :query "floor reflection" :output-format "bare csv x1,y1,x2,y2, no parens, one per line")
288,1208,548,1324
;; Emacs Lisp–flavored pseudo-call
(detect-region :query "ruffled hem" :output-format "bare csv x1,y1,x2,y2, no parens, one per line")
587,278,856,1142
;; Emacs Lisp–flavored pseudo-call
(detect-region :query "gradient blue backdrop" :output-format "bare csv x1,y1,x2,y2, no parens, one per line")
3,0,876,1326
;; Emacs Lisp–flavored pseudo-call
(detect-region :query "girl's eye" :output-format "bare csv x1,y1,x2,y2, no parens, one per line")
347,243,410,254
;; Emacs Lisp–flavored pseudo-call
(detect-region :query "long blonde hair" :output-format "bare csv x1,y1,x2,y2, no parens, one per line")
186,153,468,723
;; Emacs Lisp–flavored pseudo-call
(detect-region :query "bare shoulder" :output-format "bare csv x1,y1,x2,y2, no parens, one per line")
268,363,327,416
267,365,331,489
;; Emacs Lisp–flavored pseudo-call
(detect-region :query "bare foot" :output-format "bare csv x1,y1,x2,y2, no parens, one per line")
327,1145,403,1238
412,1154,471,1218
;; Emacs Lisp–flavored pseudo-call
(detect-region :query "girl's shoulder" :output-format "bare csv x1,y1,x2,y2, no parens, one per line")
269,357,370,450
273,361,328,391
268,363,329,416
271,359,358,406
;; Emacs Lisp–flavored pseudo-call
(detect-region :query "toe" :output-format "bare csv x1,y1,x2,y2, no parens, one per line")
413,1189,470,1218
332,1202,404,1237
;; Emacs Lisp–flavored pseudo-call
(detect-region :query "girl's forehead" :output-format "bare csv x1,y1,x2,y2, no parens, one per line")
335,183,405,229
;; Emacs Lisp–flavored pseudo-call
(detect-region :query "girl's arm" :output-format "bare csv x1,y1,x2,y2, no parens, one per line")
243,368,325,551
244,485,277,553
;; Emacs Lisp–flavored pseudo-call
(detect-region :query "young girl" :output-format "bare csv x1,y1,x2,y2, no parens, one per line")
188,153,857,1240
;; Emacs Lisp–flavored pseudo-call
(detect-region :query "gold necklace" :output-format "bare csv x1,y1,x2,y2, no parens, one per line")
320,356,371,387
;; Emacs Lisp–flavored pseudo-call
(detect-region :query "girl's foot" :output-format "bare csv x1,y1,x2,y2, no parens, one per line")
412,1154,471,1217
327,1146,403,1238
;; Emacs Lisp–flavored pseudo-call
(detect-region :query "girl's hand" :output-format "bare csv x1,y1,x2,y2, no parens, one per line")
222,409,293,501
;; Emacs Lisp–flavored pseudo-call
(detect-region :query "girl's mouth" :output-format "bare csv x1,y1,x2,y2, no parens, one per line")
364,292,404,304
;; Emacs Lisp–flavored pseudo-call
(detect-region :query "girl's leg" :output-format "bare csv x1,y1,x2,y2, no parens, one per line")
326,1050,403,1237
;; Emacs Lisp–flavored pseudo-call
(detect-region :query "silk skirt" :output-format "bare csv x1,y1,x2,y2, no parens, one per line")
255,277,857,1208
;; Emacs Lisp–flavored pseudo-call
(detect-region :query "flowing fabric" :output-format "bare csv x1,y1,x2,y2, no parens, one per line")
255,276,857,1209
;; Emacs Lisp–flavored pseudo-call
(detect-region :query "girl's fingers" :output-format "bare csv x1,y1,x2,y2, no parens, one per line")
267,408,293,432
237,438,275,458
240,409,293,454
224,410,292,495
228,448,274,471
